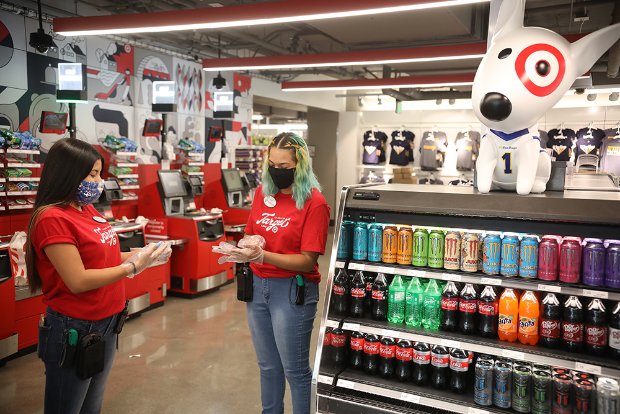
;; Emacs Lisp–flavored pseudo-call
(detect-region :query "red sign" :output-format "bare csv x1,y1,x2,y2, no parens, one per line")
145,218,168,237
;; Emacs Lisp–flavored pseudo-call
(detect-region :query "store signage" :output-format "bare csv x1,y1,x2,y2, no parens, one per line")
145,218,168,237
213,91,234,119
57,63,88,102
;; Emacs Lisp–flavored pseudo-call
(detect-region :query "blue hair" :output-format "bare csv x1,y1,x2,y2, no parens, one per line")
262,133,321,209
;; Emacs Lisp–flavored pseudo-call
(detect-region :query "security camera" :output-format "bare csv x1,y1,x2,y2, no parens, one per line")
29,28,55,54
575,88,585,95
213,73,227,90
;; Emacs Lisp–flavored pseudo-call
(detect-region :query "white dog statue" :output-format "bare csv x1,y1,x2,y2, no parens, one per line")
472,0,620,195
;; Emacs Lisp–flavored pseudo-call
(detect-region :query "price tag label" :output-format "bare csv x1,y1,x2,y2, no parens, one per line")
538,284,561,293
337,379,355,389
318,375,332,385
468,408,489,414
400,392,420,403
379,266,393,274
481,277,502,286
381,329,399,338
443,273,461,282
412,269,426,277
342,323,361,331
582,290,609,300
349,263,364,271
575,362,602,375
335,261,345,268
502,350,525,360
367,265,381,273
442,339,461,349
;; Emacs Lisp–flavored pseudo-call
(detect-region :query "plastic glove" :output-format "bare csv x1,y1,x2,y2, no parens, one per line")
149,241,172,267
211,239,264,265
237,235,266,250
122,242,169,278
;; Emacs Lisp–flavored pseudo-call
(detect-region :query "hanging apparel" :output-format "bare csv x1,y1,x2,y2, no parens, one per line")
455,132,478,171
402,130,416,162
538,130,549,149
376,131,389,163
546,128,576,162
574,127,606,162
600,136,620,176
469,130,481,153
389,131,411,166
359,172,387,184
419,131,448,171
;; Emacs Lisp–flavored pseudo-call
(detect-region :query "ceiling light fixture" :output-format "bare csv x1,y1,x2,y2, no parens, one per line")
54,0,491,36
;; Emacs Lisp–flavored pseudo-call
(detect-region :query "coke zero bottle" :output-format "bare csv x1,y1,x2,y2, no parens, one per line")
350,271,366,318
412,342,431,386
459,283,478,335
371,273,388,321
610,302,620,359
478,285,499,338
395,340,413,382
379,337,396,379
332,269,349,316
364,272,375,314
331,328,347,367
584,298,608,355
430,345,450,389
363,334,380,375
440,281,460,332
540,293,562,349
562,295,584,352
449,348,470,394
349,331,365,369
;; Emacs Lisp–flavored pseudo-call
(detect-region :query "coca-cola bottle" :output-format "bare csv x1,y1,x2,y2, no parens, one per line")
440,281,460,332
363,334,380,375
540,293,562,349
562,296,584,353
350,271,366,318
459,283,478,335
364,272,375,314
412,342,431,386
378,337,396,379
610,302,620,359
349,331,365,369
478,285,499,338
394,340,413,382
331,328,347,367
322,327,332,363
371,273,389,321
449,348,469,394
332,269,350,316
584,298,608,355
430,345,450,389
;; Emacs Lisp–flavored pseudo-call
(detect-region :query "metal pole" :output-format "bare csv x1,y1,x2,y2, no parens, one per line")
68,102,76,139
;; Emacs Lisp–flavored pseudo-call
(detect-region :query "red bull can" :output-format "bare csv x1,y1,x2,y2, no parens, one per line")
443,231,461,271
519,235,539,278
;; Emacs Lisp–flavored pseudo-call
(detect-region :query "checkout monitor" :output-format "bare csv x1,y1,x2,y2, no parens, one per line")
221,168,245,207
159,170,189,198
104,179,121,191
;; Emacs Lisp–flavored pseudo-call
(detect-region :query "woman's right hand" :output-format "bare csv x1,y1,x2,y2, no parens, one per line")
122,242,169,278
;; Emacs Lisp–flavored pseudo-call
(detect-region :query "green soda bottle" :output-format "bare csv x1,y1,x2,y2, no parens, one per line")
387,275,406,324
422,279,442,330
405,277,424,327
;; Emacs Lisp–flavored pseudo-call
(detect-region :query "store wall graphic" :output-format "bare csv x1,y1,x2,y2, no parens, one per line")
86,37,134,106
472,0,620,195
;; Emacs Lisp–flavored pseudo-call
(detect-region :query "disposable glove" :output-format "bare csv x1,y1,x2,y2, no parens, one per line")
211,236,265,265
149,241,172,267
122,242,169,278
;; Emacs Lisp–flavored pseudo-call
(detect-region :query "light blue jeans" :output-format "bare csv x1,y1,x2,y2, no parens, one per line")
246,275,319,414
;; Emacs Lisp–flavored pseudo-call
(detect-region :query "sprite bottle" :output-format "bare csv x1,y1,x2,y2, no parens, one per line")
405,277,424,327
422,279,441,330
387,275,406,324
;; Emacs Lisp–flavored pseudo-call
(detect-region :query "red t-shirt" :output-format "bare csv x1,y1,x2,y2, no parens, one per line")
246,186,330,283
31,204,125,320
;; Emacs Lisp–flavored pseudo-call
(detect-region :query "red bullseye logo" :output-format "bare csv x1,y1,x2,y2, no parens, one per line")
515,43,566,97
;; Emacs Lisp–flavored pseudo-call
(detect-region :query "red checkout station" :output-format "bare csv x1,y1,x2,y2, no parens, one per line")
0,144,255,365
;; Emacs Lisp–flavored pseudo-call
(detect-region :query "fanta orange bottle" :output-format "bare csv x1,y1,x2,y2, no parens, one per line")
518,290,540,345
498,288,519,342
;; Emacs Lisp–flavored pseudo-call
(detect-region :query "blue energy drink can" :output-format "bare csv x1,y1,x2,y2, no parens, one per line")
368,224,383,262
519,235,539,278
483,233,501,275
353,222,368,261
501,234,520,277
474,357,495,406
494,360,513,408
337,221,355,259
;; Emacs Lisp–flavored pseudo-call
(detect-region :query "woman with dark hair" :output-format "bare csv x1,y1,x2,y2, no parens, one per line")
214,133,330,414
26,138,170,414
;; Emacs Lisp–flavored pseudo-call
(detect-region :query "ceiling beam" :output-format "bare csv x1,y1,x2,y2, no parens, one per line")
282,73,475,91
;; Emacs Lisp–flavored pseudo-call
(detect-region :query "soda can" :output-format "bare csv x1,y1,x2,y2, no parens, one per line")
493,360,513,409
337,221,355,259
397,226,414,265
552,368,570,376
428,230,445,269
501,233,520,277
532,370,552,414
461,232,481,273
444,231,461,271
596,377,620,414
412,228,429,267
605,241,620,289
552,374,572,414
474,358,494,406
533,364,551,373
478,234,485,272
538,236,560,281
353,222,368,261
382,226,398,264
512,364,532,413
483,233,502,275
559,237,582,283
573,379,595,414
519,235,539,278
581,239,606,286
368,224,383,262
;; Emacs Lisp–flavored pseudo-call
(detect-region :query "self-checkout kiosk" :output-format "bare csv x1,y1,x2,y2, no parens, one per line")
0,243,17,362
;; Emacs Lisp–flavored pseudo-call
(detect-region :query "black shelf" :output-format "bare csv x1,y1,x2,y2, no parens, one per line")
325,316,620,378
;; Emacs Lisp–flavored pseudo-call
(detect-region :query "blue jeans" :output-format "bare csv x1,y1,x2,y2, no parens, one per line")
37,307,120,414
246,275,319,414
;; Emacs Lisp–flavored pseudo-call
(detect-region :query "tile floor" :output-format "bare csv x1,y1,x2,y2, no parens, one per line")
0,232,333,414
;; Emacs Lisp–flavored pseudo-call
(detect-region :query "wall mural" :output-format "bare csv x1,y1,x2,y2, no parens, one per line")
86,38,134,106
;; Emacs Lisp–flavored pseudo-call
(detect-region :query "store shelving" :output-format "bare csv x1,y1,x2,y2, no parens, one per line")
7,177,40,182
8,204,33,210
115,174,139,179
6,191,37,196
115,162,138,167
120,185,140,190
6,162,40,168
0,149,40,155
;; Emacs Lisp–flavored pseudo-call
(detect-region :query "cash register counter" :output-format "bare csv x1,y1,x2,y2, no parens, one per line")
0,242,18,360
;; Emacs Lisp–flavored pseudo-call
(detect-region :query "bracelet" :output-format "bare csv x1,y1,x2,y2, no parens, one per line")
129,262,137,277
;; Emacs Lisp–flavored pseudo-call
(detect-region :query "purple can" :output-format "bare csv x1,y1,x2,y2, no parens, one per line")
605,240,620,289
582,239,606,287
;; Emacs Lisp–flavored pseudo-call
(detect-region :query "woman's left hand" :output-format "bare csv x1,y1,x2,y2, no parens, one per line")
212,241,264,264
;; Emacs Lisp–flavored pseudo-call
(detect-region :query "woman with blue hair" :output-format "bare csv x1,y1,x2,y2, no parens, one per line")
216,132,330,414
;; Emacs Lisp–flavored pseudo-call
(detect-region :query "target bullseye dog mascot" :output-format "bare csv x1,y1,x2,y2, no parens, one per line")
472,0,620,195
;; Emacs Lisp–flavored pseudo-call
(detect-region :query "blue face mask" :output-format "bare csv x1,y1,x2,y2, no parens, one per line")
76,180,104,205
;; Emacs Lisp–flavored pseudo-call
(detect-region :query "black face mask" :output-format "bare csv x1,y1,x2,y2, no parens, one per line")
268,166,296,189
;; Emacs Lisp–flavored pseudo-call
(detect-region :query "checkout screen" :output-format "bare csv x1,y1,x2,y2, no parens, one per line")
222,170,244,192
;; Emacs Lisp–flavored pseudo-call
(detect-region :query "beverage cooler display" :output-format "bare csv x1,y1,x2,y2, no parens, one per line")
314,185,620,414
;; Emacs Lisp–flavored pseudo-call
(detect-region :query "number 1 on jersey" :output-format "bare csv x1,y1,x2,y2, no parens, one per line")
501,152,512,174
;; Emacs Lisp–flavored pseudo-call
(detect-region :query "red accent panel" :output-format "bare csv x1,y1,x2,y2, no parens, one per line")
282,73,475,90
15,295,46,350
0,271,15,340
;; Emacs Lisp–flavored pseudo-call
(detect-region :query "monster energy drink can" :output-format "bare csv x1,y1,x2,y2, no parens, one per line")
461,232,481,273
382,226,398,264
353,222,368,261
596,377,620,414
512,364,532,413
493,360,513,409
443,231,461,271
428,230,445,269
474,357,494,406
519,235,539,278
412,228,429,267
337,221,355,259
532,370,552,414
368,224,383,262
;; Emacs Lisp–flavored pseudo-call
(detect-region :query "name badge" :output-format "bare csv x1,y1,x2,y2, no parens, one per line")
264,196,276,208
93,216,107,223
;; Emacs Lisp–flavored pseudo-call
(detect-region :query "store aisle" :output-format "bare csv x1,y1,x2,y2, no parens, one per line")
0,231,333,414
